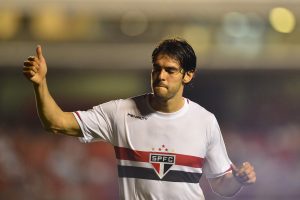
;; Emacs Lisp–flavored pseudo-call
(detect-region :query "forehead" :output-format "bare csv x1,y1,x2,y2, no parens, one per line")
154,54,181,68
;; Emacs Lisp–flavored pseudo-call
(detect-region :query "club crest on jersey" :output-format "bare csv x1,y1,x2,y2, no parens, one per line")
150,153,176,179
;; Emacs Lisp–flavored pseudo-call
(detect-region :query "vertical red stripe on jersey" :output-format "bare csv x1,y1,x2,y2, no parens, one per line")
114,146,204,168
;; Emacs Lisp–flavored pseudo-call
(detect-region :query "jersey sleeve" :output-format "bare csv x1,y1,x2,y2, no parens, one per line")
202,115,232,178
73,100,118,144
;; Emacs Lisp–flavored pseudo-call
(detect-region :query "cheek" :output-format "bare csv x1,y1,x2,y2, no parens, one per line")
166,79,180,91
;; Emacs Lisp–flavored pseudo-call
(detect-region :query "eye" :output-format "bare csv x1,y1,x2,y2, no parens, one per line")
165,68,178,74
165,68,176,74
152,65,182,75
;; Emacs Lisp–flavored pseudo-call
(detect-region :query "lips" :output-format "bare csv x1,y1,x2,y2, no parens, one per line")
154,84,167,88
153,81,167,88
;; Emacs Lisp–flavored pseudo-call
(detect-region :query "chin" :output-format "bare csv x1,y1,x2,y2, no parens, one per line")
153,87,166,95
153,91,170,101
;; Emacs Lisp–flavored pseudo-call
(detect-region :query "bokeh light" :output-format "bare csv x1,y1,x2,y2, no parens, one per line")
0,8,21,40
217,12,264,59
30,6,69,40
269,7,296,34
29,6,98,41
222,12,249,38
182,24,211,56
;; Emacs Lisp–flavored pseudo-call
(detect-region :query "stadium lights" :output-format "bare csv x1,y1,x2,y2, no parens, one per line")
269,7,296,34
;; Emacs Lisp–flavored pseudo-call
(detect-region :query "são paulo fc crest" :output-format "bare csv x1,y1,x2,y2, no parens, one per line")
149,145,176,179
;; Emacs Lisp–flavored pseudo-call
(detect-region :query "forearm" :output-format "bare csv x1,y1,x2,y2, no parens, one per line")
34,79,64,131
209,172,242,197
33,79,80,136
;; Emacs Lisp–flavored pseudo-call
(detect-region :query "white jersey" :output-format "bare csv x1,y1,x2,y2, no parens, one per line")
73,94,232,200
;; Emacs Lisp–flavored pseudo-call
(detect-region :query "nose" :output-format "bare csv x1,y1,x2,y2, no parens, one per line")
157,69,167,80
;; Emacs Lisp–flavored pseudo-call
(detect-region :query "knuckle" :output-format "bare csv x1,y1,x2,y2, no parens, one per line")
28,56,36,60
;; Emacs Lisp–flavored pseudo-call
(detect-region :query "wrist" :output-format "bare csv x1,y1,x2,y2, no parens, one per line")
33,78,46,87
33,78,48,94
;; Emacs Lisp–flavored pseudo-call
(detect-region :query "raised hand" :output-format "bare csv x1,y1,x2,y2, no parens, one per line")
23,45,48,85
232,162,256,185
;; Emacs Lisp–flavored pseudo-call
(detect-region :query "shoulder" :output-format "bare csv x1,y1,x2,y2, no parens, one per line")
99,93,148,112
186,98,216,122
124,93,149,103
116,93,148,107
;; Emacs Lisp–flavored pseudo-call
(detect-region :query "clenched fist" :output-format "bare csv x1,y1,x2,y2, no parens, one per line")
232,162,256,185
23,45,47,85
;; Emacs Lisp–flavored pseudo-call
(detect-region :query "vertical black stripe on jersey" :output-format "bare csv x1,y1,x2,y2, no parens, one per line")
118,165,202,183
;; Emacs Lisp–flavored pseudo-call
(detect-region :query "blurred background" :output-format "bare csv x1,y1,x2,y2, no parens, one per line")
0,0,300,199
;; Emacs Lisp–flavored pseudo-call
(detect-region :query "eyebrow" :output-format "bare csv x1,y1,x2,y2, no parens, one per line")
153,63,179,69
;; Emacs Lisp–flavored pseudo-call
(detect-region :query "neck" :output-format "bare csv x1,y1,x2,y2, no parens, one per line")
149,94,185,113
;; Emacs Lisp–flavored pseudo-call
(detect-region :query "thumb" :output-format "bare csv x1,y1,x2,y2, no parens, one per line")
36,45,43,60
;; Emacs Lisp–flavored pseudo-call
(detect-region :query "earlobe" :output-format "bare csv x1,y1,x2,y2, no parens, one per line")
183,71,194,84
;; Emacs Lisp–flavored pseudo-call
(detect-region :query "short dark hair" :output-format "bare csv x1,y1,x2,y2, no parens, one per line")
152,38,197,72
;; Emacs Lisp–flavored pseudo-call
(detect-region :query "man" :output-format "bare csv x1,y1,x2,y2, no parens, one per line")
23,38,256,199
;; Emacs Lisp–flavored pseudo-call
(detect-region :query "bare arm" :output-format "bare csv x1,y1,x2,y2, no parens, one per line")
208,162,256,197
23,45,82,137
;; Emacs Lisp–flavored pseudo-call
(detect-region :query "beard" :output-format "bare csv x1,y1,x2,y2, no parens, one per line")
152,81,169,98
151,75,184,102
152,83,183,102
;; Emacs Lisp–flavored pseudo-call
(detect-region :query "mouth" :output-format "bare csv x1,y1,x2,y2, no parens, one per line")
154,84,167,89
153,82,168,88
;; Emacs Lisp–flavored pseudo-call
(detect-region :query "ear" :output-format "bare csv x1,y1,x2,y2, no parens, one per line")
182,70,195,84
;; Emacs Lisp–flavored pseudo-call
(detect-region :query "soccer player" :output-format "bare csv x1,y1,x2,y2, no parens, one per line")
23,38,256,199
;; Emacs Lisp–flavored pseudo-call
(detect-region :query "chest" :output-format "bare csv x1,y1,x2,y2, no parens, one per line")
114,113,209,158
